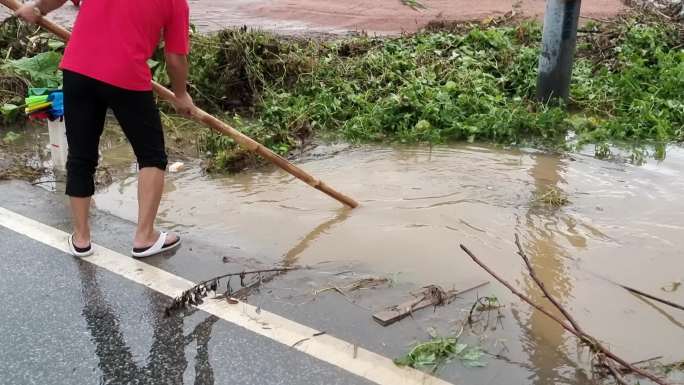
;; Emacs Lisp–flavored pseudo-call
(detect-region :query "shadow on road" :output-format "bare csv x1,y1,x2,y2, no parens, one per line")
78,262,219,385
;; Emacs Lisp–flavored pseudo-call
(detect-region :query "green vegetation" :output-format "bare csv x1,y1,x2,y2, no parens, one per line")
571,19,684,145
1,12,681,171
181,13,681,170
394,336,486,372
473,295,502,311
0,18,64,123
3,51,62,87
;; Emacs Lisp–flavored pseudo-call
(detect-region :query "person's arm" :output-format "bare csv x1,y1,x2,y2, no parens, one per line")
163,0,195,117
15,0,68,23
165,52,194,117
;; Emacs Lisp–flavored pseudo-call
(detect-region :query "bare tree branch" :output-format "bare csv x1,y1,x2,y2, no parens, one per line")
459,243,670,385
514,233,585,334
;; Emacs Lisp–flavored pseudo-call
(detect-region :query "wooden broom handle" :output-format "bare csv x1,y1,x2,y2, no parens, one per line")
1,0,359,209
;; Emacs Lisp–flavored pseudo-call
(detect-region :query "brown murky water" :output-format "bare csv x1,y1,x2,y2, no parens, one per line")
92,143,684,384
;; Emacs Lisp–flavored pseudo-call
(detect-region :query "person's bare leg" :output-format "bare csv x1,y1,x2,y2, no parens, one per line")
133,167,178,248
70,196,92,247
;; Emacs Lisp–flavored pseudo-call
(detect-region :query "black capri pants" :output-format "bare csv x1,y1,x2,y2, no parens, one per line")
63,70,168,197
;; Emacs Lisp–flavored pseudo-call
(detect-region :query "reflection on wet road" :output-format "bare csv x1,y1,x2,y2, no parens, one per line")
78,262,218,385
0,223,376,385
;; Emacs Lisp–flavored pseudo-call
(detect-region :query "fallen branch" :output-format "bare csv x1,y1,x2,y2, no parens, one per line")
632,356,664,366
631,291,684,330
583,270,684,312
619,283,684,312
459,242,670,385
514,234,584,333
226,278,262,301
194,267,297,288
165,267,297,316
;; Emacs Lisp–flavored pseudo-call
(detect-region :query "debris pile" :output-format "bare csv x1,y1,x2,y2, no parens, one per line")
627,0,684,20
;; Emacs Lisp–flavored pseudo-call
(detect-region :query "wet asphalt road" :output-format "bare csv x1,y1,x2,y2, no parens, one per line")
0,179,539,385
0,182,376,385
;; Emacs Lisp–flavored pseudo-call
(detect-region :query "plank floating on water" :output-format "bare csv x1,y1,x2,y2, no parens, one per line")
372,281,489,326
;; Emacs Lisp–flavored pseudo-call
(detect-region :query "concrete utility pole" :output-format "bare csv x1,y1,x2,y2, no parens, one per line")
536,0,582,104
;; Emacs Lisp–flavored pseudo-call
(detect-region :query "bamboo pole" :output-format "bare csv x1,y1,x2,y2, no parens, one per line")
1,0,359,209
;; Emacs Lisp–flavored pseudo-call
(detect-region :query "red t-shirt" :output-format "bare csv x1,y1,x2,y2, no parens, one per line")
60,0,190,91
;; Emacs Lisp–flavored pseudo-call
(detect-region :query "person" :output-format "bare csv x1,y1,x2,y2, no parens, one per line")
16,0,195,258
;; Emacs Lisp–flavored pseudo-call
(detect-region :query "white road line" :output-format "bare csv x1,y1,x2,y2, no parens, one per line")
0,207,454,385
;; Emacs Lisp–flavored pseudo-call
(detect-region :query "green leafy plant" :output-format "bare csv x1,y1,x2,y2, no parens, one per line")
394,337,486,372
476,295,502,311
2,51,62,88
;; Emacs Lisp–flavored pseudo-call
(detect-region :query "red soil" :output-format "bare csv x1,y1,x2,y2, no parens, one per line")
239,0,626,34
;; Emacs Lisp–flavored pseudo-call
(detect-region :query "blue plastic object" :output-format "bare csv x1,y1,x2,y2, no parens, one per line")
48,90,64,119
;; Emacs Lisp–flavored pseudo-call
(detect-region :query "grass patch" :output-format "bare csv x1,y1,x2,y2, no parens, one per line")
183,13,682,171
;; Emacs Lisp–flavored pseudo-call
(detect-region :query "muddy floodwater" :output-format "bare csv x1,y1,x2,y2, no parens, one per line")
90,142,684,384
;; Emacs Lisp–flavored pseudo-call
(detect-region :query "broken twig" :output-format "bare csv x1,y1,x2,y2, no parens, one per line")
583,269,684,312
291,331,326,348
165,267,297,316
291,338,310,348
619,283,684,312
